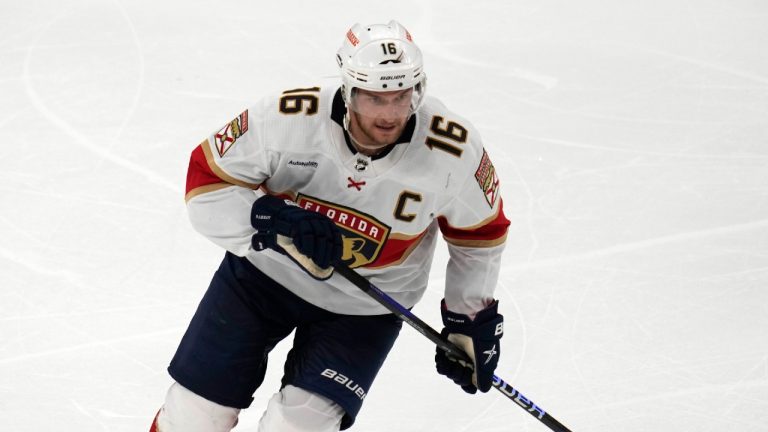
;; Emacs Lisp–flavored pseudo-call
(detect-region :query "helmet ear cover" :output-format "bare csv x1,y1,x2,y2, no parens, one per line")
337,20,427,117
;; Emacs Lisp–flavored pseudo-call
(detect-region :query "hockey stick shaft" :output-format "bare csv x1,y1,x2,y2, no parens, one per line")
334,265,573,432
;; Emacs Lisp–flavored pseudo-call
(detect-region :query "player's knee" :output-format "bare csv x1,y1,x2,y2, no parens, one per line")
152,382,240,432
258,385,345,432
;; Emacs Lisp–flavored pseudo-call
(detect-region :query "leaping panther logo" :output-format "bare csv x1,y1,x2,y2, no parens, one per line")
342,237,367,265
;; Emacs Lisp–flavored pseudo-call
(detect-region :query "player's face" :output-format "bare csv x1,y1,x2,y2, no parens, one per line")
348,88,413,155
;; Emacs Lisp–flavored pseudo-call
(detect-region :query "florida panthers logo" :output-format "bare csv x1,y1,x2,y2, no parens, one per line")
296,194,391,268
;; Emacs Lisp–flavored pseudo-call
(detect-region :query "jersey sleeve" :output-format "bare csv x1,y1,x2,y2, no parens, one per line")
438,145,510,317
184,100,272,256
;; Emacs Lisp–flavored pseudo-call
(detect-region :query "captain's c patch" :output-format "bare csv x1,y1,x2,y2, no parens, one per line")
474,149,499,208
214,110,249,157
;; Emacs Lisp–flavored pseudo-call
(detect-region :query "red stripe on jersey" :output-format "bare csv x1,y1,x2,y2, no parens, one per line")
149,409,160,432
438,199,510,247
368,231,427,268
186,144,224,195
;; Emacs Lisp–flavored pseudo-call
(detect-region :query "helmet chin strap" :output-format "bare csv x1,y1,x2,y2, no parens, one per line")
343,109,351,132
350,137,384,156
346,116,378,156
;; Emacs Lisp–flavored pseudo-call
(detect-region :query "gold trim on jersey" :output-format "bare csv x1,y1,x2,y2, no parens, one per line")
185,182,236,202
443,233,508,248
438,202,508,248
439,202,501,232
387,231,425,241
201,139,262,190
366,230,429,269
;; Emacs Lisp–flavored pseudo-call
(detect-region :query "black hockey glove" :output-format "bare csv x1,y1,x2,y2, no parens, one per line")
435,299,503,394
251,195,343,271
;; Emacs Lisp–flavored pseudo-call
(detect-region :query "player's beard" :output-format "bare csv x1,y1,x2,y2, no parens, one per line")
349,111,407,155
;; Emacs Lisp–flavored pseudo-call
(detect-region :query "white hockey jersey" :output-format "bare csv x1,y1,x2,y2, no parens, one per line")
185,85,509,316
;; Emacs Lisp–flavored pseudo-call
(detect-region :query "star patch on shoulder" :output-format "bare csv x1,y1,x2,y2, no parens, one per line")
214,110,249,157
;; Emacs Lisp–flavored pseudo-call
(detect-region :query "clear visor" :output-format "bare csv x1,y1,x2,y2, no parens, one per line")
347,83,425,119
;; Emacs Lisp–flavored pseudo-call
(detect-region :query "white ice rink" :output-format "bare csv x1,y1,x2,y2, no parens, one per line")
1,0,767,430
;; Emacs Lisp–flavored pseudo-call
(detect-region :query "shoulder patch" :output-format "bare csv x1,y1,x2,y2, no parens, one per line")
214,110,249,157
474,149,500,208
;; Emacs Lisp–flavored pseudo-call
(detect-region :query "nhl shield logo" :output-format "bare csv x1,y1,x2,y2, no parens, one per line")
296,194,391,268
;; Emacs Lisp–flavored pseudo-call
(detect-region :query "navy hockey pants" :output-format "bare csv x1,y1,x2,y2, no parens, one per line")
168,252,402,430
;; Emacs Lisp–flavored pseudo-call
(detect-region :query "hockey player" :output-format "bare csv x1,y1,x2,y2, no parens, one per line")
151,20,510,432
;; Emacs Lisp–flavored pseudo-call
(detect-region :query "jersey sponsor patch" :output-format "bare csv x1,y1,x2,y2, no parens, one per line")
287,159,319,169
297,194,390,268
214,110,249,157
474,149,500,208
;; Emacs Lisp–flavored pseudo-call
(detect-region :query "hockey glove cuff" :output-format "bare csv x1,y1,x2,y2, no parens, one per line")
435,299,503,394
251,195,343,278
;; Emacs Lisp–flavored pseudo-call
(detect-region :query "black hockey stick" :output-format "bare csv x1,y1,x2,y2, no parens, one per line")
333,264,573,432
274,236,571,430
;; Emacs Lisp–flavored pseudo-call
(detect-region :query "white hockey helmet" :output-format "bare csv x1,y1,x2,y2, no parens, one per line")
336,20,427,118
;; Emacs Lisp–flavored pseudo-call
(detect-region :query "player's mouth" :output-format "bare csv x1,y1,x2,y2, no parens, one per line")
375,123,398,133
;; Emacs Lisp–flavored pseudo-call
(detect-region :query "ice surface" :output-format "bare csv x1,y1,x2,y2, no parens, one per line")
1,0,767,430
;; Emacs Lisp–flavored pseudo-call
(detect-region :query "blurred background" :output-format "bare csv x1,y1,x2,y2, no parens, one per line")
1,0,767,430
